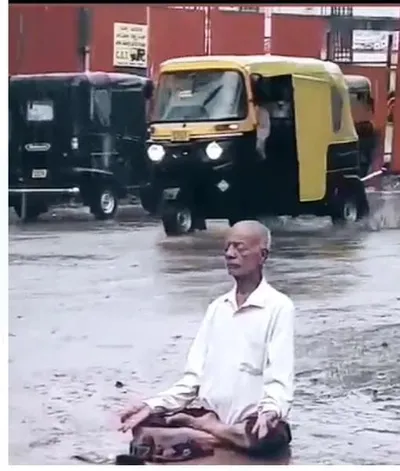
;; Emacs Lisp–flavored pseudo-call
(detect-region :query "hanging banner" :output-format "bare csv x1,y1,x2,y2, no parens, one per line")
113,22,148,68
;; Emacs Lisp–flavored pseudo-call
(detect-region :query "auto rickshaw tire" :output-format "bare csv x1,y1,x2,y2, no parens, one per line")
330,182,369,225
161,203,194,236
14,201,47,221
90,186,119,220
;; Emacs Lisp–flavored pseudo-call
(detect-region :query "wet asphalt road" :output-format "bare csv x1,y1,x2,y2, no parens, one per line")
8,196,400,465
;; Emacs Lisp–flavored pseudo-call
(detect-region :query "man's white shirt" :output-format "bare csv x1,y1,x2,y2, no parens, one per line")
144,278,295,425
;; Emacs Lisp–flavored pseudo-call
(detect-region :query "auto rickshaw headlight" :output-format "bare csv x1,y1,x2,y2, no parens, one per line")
206,141,223,160
148,144,165,162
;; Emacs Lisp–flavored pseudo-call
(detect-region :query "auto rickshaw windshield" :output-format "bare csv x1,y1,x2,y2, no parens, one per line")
151,69,247,123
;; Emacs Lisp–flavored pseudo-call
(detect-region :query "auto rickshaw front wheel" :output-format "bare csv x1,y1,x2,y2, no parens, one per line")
330,184,369,225
161,203,196,236
90,186,119,220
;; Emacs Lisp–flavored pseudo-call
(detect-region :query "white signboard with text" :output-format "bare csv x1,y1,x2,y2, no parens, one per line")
353,30,399,62
113,22,148,69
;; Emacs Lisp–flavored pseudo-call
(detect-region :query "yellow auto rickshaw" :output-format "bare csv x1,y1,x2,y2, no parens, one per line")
344,74,379,177
142,55,369,235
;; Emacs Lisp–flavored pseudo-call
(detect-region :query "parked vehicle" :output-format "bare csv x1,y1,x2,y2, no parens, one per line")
9,71,153,221
344,74,379,178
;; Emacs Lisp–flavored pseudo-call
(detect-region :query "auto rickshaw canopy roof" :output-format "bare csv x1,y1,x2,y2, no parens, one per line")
160,54,350,89
343,75,372,93
10,71,151,89
160,54,358,145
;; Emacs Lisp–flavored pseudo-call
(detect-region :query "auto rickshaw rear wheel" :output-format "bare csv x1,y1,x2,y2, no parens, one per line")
161,203,194,236
14,200,47,222
90,186,119,220
330,184,369,225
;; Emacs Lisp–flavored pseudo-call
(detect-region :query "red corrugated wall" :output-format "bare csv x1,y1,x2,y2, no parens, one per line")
149,7,205,77
9,4,80,75
210,7,264,55
9,5,205,77
74,6,206,76
9,5,22,74
90,5,147,71
270,14,327,58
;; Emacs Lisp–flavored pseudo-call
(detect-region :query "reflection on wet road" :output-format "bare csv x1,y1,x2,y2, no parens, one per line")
8,205,400,464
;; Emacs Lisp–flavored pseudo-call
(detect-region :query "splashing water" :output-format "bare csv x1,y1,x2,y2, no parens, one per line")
366,190,400,231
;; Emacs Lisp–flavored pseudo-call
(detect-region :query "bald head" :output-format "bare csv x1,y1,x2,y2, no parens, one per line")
224,220,271,279
229,220,271,251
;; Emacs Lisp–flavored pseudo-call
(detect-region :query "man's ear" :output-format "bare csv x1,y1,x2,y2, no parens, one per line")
261,248,269,262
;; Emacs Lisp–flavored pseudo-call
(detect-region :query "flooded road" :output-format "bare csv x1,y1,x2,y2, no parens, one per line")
8,201,400,465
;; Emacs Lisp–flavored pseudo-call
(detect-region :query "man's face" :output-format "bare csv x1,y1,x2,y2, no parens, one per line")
224,227,267,278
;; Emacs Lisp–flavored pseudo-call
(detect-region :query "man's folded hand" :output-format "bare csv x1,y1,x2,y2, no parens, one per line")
119,402,151,433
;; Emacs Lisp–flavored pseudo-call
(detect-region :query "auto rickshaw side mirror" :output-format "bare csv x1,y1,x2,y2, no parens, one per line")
144,80,154,100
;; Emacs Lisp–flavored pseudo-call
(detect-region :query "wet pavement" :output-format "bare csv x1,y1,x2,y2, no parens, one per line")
8,197,400,465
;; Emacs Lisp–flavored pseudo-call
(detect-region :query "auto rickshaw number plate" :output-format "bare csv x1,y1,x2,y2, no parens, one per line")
171,130,190,142
32,169,48,179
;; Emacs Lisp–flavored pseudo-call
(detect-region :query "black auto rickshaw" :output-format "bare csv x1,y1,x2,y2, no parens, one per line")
9,71,153,221
344,74,379,178
142,55,369,236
